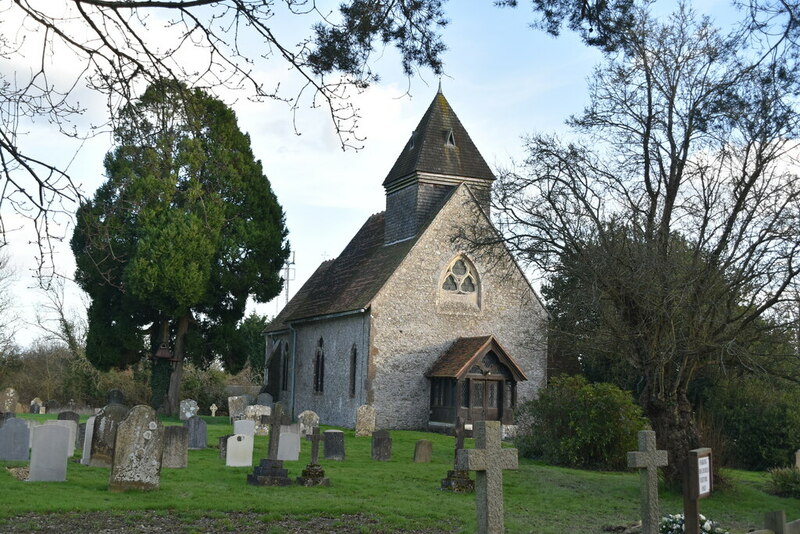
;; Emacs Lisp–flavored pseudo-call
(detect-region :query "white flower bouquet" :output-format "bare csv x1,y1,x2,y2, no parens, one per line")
659,513,730,534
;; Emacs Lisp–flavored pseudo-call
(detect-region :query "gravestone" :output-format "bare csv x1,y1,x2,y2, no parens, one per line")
109,405,164,491
90,403,130,467
58,410,80,424
28,425,70,482
233,419,256,437
414,439,433,463
25,420,41,449
39,406,46,414
247,403,293,486
297,426,330,486
277,424,301,462
162,425,189,469
77,423,86,452
227,395,247,422
441,417,474,493
210,404,218,417
0,387,18,413
324,429,345,461
219,434,234,460
106,389,125,405
179,399,199,421
355,404,376,437
80,416,96,465
371,430,392,461
298,410,320,439
45,420,77,457
225,434,254,467
30,403,41,414
30,397,43,410
185,415,207,450
456,420,518,534
627,430,669,534
256,392,273,406
0,417,30,461
245,405,271,436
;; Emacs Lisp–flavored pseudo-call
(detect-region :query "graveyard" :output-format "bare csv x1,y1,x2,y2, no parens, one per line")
2,411,800,533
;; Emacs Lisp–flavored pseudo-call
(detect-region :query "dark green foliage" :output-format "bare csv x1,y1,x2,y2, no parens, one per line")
179,364,228,414
516,375,646,470
71,80,289,407
238,312,270,377
767,467,800,498
704,378,800,470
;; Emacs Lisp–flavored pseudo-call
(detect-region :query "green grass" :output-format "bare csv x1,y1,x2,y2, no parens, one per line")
2,414,800,533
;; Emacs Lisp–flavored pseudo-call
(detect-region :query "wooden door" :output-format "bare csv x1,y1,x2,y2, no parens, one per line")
469,379,502,422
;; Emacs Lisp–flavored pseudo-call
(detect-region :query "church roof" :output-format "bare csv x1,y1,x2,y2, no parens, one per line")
383,91,496,187
426,335,528,381
265,211,418,332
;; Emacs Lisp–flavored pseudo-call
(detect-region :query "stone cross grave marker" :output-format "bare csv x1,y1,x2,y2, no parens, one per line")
627,430,669,534
109,405,164,491
442,416,474,493
247,403,293,486
309,425,323,465
297,426,330,486
298,410,319,439
210,404,218,417
456,420,518,534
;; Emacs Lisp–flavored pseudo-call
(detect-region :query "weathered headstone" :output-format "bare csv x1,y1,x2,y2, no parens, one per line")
355,404,376,437
30,397,43,409
442,417,474,493
256,392,273,406
371,429,392,461
247,403,293,486
0,417,30,461
179,399,199,421
227,395,247,422
210,404,218,417
298,410,320,439
39,406,46,414
245,404,271,436
30,402,41,414
45,419,77,458
162,426,189,469
324,429,345,461
89,403,131,467
28,425,70,482
77,422,87,451
106,389,125,406
225,434,254,467
185,415,207,450
219,434,233,460
0,387,18,413
233,419,256,437
297,426,330,486
277,424,301,462
25,420,41,449
58,410,80,424
80,416,96,465
456,420,518,534
109,405,164,491
414,439,433,463
627,430,669,534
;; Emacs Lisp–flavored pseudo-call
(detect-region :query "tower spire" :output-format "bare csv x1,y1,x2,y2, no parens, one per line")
437,78,443,94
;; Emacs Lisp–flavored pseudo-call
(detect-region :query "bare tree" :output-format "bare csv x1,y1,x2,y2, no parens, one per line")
0,252,16,354
0,0,448,271
488,4,800,484
34,275,87,358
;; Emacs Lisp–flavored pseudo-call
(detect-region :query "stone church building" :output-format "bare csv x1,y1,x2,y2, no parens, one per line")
264,89,547,431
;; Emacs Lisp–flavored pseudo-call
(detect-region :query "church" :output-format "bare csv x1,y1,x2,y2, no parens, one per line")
264,89,547,431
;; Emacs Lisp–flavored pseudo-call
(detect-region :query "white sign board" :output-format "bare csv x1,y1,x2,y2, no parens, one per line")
697,456,711,496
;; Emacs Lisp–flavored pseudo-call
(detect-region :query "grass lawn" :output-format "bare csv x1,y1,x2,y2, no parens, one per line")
2,414,799,533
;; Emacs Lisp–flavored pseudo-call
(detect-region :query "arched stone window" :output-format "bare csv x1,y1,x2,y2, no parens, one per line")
349,344,358,398
313,338,325,394
438,255,480,312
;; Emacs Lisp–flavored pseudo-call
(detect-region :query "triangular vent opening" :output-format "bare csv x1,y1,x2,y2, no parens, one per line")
446,129,456,147
409,130,416,150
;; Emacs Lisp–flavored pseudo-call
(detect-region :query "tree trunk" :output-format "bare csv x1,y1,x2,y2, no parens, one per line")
643,392,700,489
165,313,191,416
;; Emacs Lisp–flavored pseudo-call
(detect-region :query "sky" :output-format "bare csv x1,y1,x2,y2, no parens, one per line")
1,0,733,349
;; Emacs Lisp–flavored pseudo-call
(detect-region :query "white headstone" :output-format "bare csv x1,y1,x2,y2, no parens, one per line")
225,434,254,467
28,425,70,482
80,416,97,465
233,419,256,437
277,424,301,461
298,410,320,439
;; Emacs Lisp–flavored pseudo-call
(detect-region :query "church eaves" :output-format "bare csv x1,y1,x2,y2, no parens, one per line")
383,92,496,188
